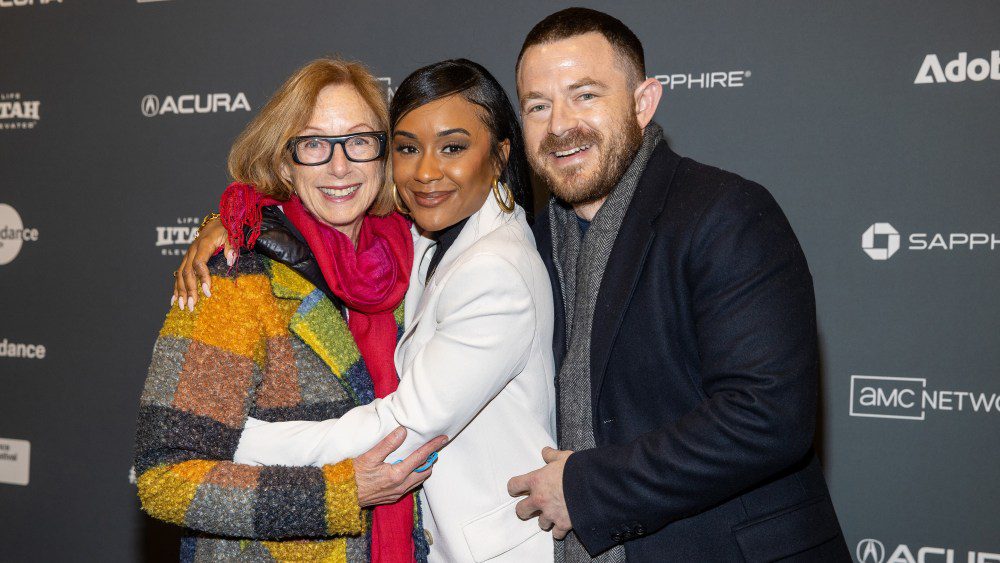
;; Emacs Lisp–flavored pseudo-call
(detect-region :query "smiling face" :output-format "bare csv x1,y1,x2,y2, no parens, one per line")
280,83,384,242
391,94,507,234
518,32,648,209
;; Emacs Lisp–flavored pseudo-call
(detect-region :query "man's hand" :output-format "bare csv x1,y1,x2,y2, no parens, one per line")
507,447,574,539
172,217,232,311
354,427,447,507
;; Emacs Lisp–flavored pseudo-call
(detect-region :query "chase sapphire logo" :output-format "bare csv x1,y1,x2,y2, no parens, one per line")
862,223,900,260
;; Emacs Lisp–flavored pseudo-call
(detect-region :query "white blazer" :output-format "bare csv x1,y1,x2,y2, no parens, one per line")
235,194,557,562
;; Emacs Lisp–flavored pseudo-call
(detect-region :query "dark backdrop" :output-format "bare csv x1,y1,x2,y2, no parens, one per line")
1,1,998,561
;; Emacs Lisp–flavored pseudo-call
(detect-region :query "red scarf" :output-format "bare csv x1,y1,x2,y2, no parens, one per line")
221,182,416,563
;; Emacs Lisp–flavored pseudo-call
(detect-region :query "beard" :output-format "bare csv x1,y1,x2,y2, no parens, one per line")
529,110,643,206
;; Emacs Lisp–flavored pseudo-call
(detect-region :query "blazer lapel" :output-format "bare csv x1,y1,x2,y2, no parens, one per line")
590,144,682,404
396,195,515,359
396,228,436,352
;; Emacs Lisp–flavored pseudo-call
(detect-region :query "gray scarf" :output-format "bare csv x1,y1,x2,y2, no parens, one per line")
550,123,663,563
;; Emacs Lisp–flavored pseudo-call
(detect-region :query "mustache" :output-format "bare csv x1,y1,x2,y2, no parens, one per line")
538,128,603,156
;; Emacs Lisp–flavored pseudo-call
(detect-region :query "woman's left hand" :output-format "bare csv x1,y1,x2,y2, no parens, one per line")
354,427,448,506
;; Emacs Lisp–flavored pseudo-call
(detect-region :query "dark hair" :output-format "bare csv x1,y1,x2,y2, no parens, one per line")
389,59,533,216
516,8,645,86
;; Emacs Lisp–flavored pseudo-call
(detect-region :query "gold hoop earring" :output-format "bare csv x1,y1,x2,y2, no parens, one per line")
492,179,516,213
392,184,410,215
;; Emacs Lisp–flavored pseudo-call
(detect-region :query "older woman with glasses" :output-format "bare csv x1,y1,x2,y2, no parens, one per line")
134,58,446,563
166,59,559,562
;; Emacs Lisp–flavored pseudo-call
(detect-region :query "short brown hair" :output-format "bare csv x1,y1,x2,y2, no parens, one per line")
227,57,394,215
516,8,645,86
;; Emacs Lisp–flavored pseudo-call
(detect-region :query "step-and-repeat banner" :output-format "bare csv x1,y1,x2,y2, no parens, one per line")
1,1,997,561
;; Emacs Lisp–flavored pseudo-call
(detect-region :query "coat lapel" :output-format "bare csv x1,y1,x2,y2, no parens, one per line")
269,260,395,405
590,144,682,403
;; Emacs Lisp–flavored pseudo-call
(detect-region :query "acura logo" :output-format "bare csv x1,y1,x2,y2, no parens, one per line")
141,94,160,117
862,222,900,261
857,539,886,563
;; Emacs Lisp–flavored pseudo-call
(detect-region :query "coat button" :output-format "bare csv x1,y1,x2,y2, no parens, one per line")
635,524,645,536
611,532,622,543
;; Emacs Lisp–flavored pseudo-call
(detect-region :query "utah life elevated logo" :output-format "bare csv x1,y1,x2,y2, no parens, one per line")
141,92,250,117
915,50,1000,84
155,216,201,256
0,92,40,130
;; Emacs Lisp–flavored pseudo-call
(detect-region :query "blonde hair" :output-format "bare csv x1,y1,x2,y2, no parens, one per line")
227,57,394,215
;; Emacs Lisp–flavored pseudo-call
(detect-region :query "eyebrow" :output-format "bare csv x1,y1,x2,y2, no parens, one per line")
519,78,608,106
301,123,372,135
393,128,471,139
520,91,545,105
437,128,470,137
568,77,607,90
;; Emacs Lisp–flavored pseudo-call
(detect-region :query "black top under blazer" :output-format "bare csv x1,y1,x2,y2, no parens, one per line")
533,143,851,562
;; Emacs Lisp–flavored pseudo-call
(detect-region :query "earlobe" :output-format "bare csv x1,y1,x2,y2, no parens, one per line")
633,77,663,128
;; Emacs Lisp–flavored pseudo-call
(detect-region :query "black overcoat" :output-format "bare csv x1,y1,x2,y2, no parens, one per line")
533,143,851,562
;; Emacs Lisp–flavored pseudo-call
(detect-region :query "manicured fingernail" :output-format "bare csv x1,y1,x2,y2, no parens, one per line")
226,250,236,266
171,295,177,306
202,282,211,298
177,297,184,311
415,451,439,473
187,296,195,310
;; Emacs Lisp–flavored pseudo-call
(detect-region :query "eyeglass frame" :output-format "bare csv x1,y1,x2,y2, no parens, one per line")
286,131,388,165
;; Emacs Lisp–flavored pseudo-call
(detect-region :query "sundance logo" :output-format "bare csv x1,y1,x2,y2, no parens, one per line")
0,204,39,265
155,216,201,256
0,0,61,7
850,375,999,421
0,92,40,130
0,338,47,359
141,92,250,117
654,70,750,90
856,538,1000,563
861,222,1000,260
915,50,1000,84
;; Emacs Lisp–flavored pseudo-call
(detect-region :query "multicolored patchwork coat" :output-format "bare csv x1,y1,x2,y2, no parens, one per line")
134,251,427,562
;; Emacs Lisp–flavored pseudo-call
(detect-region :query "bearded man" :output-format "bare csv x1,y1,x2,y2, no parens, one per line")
506,8,851,562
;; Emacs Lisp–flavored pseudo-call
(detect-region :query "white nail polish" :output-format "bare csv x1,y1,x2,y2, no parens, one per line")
187,296,195,310
202,282,211,298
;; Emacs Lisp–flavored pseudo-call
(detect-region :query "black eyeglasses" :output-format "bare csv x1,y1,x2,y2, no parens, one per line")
287,132,387,165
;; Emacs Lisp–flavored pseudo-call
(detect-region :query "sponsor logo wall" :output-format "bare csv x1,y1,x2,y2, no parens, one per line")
0,2,997,561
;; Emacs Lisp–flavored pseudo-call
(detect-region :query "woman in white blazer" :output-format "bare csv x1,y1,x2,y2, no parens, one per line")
229,59,558,562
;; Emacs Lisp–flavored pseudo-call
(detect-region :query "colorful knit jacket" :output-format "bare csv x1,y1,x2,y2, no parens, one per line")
134,252,429,562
